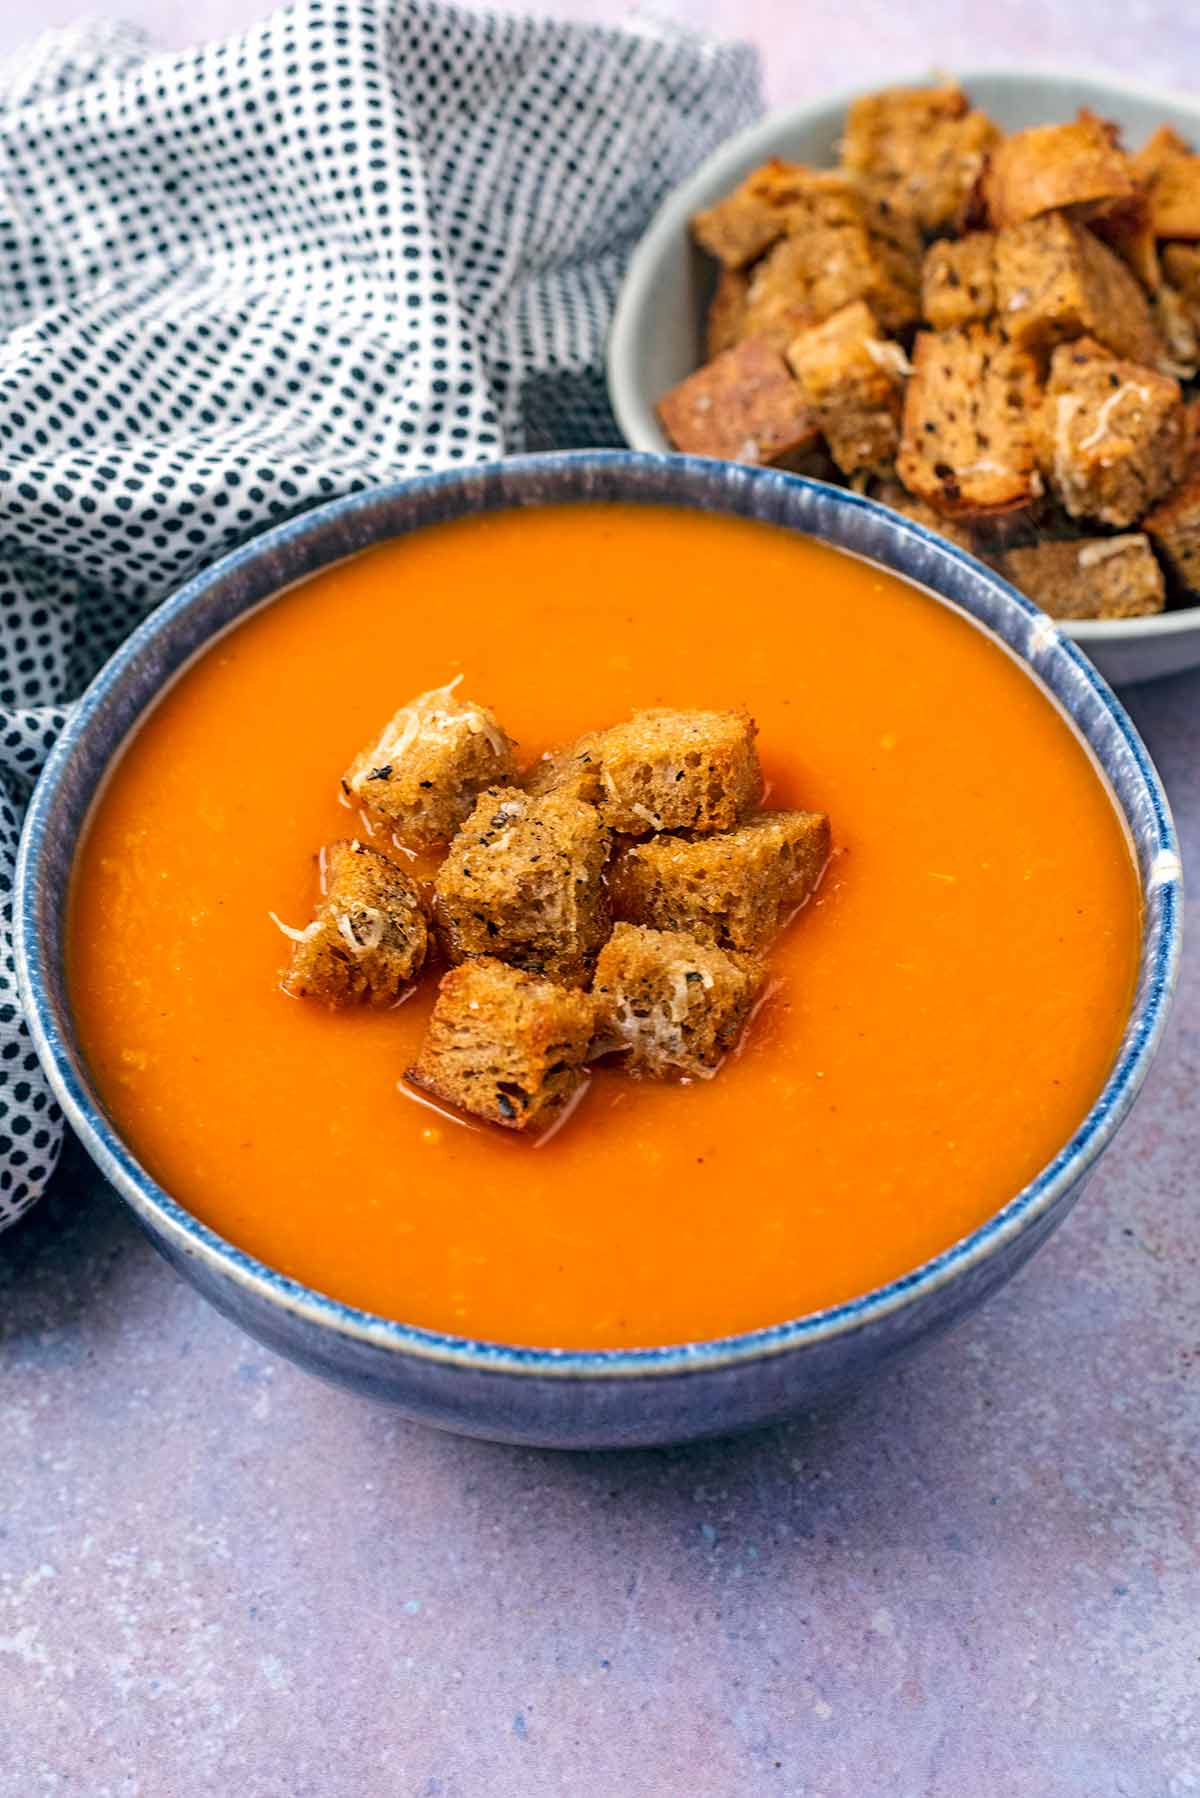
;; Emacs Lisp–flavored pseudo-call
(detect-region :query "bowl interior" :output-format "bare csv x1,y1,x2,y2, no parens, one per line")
606,69,1200,678
15,453,1183,1376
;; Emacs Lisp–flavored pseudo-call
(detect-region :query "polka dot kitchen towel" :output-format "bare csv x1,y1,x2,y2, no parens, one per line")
0,0,760,1232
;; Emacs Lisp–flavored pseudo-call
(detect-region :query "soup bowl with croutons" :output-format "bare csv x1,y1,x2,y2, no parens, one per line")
16,451,1181,1446
608,70,1200,686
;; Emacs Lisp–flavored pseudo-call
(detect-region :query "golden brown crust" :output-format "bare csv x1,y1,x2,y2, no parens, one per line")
592,709,762,836
1133,127,1200,238
1000,536,1165,619
921,233,996,330
433,787,610,985
785,301,905,477
655,339,821,469
345,682,517,849
1144,473,1200,591
841,83,998,234
706,267,750,358
521,732,606,803
609,811,831,953
984,111,1135,229
591,924,764,1081
1038,338,1187,527
994,212,1161,365
897,325,1043,517
280,839,428,1008
407,959,594,1131
689,158,811,270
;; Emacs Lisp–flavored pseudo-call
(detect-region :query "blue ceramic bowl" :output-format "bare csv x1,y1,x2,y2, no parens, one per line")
15,452,1183,1449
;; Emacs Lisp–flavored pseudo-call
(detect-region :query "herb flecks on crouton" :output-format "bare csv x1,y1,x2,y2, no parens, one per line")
433,787,610,985
656,339,822,469
276,839,428,1008
592,924,764,1081
994,212,1160,365
609,811,832,953
1000,537,1165,619
897,325,1043,517
786,300,907,477
841,82,999,234
1039,338,1186,527
593,708,762,836
345,678,517,849
407,959,594,1131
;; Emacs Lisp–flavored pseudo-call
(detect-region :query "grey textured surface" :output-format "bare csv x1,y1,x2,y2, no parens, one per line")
3,667,1198,1790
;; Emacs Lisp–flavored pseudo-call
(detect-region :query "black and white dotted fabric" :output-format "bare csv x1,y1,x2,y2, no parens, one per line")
0,1,760,1230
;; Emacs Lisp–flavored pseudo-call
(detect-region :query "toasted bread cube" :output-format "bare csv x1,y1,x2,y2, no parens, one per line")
1038,339,1186,526
841,83,999,234
994,212,1160,364
407,959,594,1132
871,480,981,554
921,234,996,330
690,158,811,270
279,840,427,1008
592,924,763,1081
1133,126,1200,238
433,787,609,984
609,811,831,954
592,709,761,836
1154,284,1200,377
785,301,905,477
1163,243,1200,308
1001,536,1165,619
345,680,517,849
1089,193,1161,292
737,171,921,345
522,732,606,804
984,110,1135,229
1144,475,1200,591
897,325,1043,518
706,267,750,358
656,340,822,469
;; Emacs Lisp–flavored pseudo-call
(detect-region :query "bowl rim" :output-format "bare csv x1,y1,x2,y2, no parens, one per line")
605,62,1200,648
15,449,1184,1382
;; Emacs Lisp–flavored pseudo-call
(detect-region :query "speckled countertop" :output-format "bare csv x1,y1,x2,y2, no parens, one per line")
4,4,1200,1793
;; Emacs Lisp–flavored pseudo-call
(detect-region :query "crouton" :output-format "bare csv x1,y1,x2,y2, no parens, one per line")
1154,284,1200,377
994,212,1160,364
590,709,762,836
785,301,906,477
592,924,764,1081
345,679,517,850
1038,338,1187,526
1144,474,1200,591
432,787,609,985
1000,536,1165,619
406,958,594,1132
738,171,921,344
1133,126,1200,238
689,158,810,270
841,82,999,234
921,233,996,330
897,325,1043,517
1089,193,1161,292
706,267,750,358
278,839,428,1008
984,110,1135,229
609,811,831,953
522,732,606,804
656,339,822,470
1163,242,1200,308
871,481,982,554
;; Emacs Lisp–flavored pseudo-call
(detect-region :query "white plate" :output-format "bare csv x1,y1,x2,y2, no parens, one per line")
607,68,1200,687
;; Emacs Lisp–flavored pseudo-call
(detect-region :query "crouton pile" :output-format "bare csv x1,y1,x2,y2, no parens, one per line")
272,682,832,1134
658,81,1200,622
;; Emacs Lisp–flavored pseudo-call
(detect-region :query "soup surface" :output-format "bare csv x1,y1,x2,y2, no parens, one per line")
68,503,1140,1349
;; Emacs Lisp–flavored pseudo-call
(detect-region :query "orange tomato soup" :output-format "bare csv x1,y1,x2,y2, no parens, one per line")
68,503,1140,1349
